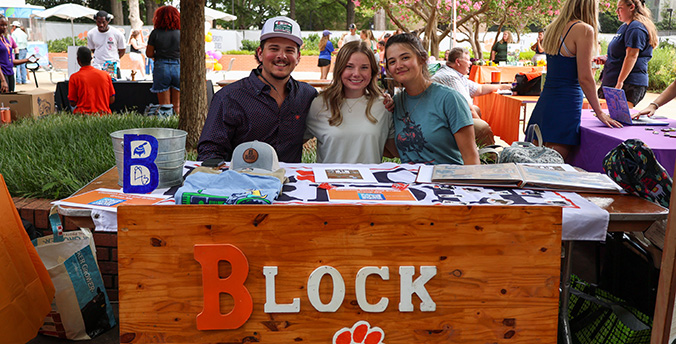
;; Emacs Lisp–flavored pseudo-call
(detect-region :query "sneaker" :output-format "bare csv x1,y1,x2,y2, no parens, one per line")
157,105,174,118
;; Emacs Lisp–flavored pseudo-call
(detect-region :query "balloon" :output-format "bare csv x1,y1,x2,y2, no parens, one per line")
205,34,213,43
213,51,222,60
214,62,223,71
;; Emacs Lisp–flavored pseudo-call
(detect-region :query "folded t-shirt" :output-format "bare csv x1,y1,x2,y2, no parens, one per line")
174,170,282,205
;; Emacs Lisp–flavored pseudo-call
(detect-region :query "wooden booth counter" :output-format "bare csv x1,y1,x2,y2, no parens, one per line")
58,164,669,344
118,204,562,343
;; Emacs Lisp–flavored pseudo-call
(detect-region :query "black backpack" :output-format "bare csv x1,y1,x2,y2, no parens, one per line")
602,139,672,208
512,73,542,96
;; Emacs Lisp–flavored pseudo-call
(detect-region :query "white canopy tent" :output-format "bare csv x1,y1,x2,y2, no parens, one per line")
205,7,237,22
32,3,98,45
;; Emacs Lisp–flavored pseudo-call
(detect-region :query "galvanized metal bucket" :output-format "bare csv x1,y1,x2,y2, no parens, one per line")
110,128,187,188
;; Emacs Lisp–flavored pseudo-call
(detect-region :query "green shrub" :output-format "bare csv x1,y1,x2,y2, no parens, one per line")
519,51,535,61
304,33,321,50
48,37,87,53
0,112,178,199
241,39,259,51
648,45,676,92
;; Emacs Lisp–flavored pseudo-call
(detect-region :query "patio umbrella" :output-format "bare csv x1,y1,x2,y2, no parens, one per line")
205,7,237,22
32,3,98,45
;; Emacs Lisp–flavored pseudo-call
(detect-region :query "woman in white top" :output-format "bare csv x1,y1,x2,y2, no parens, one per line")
305,41,394,164
128,30,146,79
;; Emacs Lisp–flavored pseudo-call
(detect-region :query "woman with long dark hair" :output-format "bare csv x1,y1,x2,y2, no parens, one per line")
385,33,479,165
146,6,180,115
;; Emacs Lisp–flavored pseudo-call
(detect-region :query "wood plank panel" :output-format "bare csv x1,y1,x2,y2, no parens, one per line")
118,205,562,343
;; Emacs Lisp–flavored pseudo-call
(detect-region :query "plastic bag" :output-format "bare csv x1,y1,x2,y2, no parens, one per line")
499,124,564,164
33,211,116,340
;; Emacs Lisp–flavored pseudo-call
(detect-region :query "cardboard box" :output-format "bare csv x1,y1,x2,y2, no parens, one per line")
0,89,55,120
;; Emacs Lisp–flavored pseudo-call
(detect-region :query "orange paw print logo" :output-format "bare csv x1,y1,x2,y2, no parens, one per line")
333,321,384,344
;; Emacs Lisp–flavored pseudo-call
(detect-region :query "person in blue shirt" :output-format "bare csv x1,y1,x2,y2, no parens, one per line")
595,0,658,106
318,30,334,80
384,33,479,165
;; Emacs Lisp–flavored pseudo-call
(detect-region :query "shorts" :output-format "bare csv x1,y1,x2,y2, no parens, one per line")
151,59,180,93
597,83,647,106
318,58,331,67
129,52,144,62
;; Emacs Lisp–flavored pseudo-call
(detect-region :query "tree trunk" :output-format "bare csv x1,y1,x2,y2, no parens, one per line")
289,0,296,20
180,0,208,149
110,0,124,26
424,7,439,59
128,0,143,29
346,0,355,29
374,9,386,31
145,0,159,24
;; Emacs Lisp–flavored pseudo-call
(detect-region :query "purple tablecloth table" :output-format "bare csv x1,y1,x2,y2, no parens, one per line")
567,109,676,177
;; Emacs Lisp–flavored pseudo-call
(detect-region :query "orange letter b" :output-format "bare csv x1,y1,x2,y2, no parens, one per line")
194,244,253,330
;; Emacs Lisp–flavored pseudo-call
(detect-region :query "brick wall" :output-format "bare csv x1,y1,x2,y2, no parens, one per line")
13,197,119,301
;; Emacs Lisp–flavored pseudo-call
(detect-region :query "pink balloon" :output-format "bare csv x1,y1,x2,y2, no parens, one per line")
213,51,223,60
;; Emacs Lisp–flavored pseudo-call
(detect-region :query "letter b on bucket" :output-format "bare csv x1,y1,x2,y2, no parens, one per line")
123,134,159,193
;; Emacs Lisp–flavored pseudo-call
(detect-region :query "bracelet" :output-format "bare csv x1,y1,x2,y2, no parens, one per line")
650,102,660,109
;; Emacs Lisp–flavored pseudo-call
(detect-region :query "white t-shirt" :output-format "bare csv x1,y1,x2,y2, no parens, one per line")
342,33,361,45
87,26,126,69
305,95,394,164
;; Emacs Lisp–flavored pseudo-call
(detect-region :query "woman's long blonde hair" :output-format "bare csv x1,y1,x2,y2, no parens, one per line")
319,34,329,51
622,0,658,48
319,41,383,126
542,0,599,55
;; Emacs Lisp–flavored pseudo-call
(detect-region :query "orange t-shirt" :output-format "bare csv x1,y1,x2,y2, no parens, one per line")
68,65,116,115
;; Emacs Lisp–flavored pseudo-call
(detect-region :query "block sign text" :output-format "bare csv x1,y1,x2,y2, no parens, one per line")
194,244,438,331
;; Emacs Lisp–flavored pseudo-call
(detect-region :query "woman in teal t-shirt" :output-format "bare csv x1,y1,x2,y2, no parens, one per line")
384,33,479,165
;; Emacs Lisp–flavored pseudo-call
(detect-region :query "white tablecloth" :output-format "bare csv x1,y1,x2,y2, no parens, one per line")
90,162,608,241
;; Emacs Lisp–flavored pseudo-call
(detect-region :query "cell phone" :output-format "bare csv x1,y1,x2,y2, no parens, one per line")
201,158,225,167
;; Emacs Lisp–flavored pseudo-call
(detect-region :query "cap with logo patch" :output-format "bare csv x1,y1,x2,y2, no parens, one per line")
230,140,280,173
260,16,303,47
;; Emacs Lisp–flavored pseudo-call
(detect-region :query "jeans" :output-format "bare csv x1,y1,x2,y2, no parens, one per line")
15,49,27,84
151,59,180,93
145,58,154,75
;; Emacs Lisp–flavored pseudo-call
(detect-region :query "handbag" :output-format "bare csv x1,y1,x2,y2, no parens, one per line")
32,208,116,340
513,72,542,96
498,124,564,164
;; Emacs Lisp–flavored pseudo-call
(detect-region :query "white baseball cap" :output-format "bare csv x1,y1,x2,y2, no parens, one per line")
11,21,22,27
260,16,303,47
230,141,280,173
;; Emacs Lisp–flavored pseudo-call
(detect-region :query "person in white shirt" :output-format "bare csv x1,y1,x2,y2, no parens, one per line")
10,21,28,84
87,11,126,73
305,41,395,163
339,23,361,48
432,47,511,146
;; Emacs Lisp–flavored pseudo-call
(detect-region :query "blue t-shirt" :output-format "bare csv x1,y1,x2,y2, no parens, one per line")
392,83,473,165
318,41,334,61
602,21,652,87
